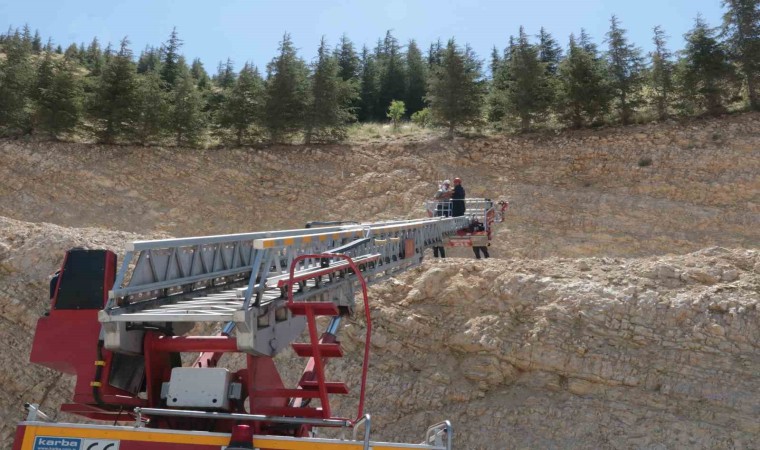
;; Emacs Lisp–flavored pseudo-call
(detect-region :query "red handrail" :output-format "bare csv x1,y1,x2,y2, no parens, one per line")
286,253,372,423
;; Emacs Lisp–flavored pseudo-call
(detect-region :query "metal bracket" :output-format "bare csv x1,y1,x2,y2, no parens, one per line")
24,403,53,422
352,414,371,449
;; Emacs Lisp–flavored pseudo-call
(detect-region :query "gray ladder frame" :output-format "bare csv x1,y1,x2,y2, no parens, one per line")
100,211,481,355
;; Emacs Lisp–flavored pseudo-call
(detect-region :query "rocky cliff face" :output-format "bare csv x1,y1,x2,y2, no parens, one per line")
330,250,759,448
0,114,758,449
1,216,757,449
0,217,149,444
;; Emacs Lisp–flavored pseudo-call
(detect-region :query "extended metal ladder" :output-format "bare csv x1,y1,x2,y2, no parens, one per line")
99,215,473,355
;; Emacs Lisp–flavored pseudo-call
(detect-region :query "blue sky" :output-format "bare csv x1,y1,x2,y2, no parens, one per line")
1,0,724,73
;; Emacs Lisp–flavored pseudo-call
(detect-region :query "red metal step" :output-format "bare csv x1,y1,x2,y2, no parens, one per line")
291,342,344,358
300,380,349,394
252,382,348,398
288,302,339,316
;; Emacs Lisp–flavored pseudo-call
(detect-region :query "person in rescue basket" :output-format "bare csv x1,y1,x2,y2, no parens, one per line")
451,177,466,217
472,220,490,259
432,180,452,258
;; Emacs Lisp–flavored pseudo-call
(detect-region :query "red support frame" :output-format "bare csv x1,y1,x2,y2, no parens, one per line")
286,253,372,423
25,247,381,438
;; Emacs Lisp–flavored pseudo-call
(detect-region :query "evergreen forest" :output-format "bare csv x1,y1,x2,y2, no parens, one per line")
0,0,758,145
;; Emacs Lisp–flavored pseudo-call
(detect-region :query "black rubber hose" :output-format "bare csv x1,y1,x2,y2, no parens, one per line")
92,340,106,407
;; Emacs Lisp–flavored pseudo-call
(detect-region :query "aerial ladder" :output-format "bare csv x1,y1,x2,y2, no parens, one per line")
13,198,508,450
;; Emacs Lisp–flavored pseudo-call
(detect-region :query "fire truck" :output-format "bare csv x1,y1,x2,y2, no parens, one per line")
14,198,507,450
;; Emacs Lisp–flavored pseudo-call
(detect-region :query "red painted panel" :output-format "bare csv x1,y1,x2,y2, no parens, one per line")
11,425,25,450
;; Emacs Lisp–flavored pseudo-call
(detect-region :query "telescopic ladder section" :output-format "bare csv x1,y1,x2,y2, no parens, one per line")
99,215,473,355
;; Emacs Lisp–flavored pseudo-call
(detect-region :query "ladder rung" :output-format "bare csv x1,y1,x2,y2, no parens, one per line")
288,302,339,316
251,389,323,399
292,343,343,358
299,381,349,394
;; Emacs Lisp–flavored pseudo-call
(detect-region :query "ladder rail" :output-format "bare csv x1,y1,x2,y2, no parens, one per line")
99,213,478,355
107,216,470,313
101,253,409,323
108,225,355,309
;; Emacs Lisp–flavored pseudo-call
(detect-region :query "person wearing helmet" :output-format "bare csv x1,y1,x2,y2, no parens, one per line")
434,180,452,212
451,177,466,217
432,180,452,258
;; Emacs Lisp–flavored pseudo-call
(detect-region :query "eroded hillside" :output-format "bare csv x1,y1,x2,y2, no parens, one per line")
1,113,758,258
0,114,758,449
334,249,759,448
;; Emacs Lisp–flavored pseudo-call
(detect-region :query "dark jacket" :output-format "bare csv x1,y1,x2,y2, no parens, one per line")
451,185,466,217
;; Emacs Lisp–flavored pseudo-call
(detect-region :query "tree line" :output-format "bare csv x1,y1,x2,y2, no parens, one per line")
0,0,758,145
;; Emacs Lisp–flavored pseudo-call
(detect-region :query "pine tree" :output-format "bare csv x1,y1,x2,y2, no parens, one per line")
335,34,360,81
489,46,502,78
334,34,361,122
85,37,103,75
21,25,33,54
650,26,674,120
103,42,114,65
305,38,357,142
606,16,644,124
203,58,236,132
218,62,264,146
169,64,206,146
536,28,562,121
0,31,34,136
405,39,428,115
378,31,406,119
263,33,310,142
578,29,597,54
137,46,162,74
55,44,63,54
33,55,83,138
557,33,611,128
681,16,735,115
190,57,211,89
133,70,169,145
90,38,138,144
505,35,517,61
502,27,553,131
427,39,485,138
64,43,79,60
488,37,514,123
358,45,379,122
31,30,42,53
427,39,444,67
161,27,183,89
32,51,55,131
214,58,236,89
538,27,563,75
722,0,760,110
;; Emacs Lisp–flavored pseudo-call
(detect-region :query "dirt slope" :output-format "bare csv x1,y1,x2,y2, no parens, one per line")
1,113,758,258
